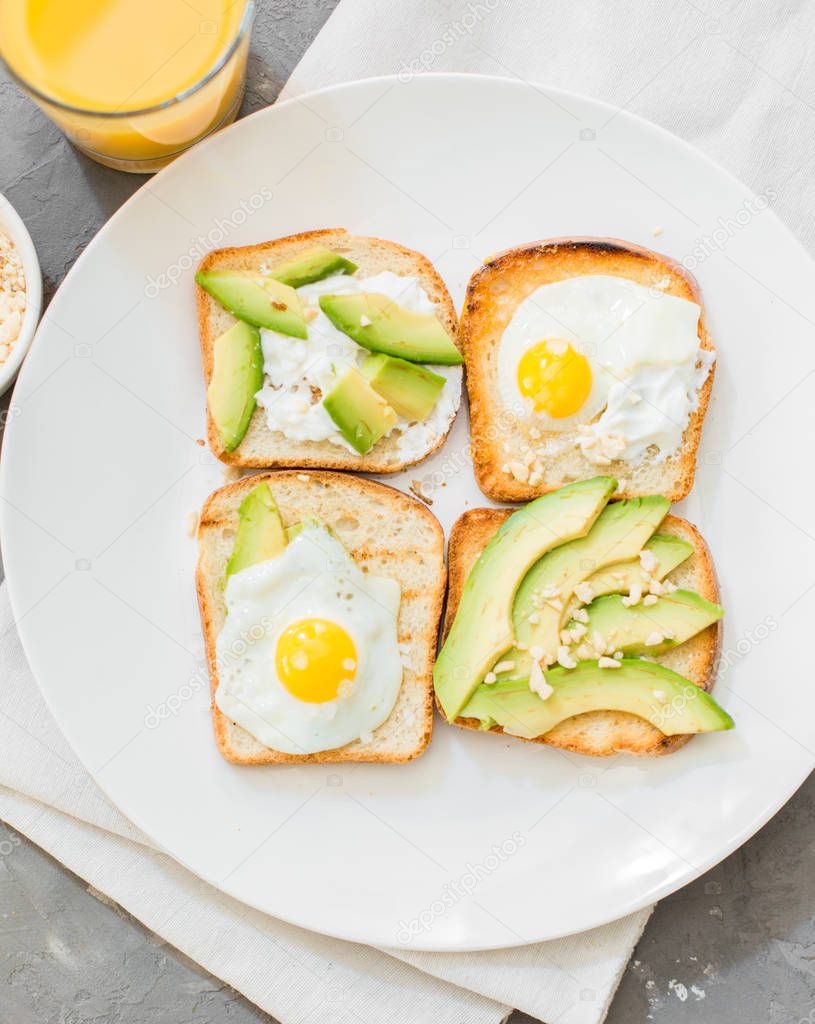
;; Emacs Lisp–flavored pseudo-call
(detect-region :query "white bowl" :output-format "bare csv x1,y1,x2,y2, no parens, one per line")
0,192,42,397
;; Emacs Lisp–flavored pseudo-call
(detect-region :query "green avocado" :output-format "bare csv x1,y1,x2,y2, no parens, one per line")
323,366,398,454
460,660,734,738
226,483,286,578
568,589,723,657
207,321,263,453
196,270,307,338
360,353,446,421
504,496,670,676
318,292,462,365
561,534,693,619
434,476,617,721
284,518,324,543
268,246,358,288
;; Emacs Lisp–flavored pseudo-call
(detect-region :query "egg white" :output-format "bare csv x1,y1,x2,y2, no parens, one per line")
215,524,402,755
496,274,708,458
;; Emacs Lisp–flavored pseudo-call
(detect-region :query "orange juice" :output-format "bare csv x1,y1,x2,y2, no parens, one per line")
0,0,254,171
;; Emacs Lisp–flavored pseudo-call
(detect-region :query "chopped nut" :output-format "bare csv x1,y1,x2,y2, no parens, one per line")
546,597,564,612
557,645,577,669
573,607,589,624
577,426,627,465
643,594,658,606
529,645,545,661
529,661,553,699
613,650,624,661
569,622,588,640
574,582,595,604
484,671,497,685
639,549,659,574
645,631,664,647
360,314,372,326
662,579,677,593
622,583,643,607
493,660,515,674
506,460,529,483
598,656,622,668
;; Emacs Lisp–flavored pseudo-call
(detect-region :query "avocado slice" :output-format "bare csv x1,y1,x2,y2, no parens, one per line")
323,366,398,454
196,270,307,338
568,589,723,657
226,483,286,578
434,476,617,721
461,660,734,738
506,496,670,675
360,353,446,420
268,246,358,288
562,534,693,619
207,321,263,453
284,518,324,543
319,293,462,365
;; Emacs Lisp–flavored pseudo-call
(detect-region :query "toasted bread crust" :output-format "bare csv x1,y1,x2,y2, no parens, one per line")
197,471,446,764
196,228,460,472
460,237,715,503
439,507,722,757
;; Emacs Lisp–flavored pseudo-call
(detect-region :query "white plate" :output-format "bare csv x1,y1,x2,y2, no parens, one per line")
3,74,815,952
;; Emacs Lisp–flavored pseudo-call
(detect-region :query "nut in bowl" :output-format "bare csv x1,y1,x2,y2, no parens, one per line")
0,193,42,397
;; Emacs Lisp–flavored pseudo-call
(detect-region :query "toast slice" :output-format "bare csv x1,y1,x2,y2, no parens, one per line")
196,471,445,764
196,228,461,471
441,508,722,757
460,237,715,503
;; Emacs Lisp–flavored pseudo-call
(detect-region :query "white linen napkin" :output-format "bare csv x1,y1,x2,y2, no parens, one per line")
4,0,809,1019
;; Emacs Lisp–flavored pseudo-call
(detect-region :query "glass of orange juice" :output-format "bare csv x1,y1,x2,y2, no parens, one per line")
0,0,255,173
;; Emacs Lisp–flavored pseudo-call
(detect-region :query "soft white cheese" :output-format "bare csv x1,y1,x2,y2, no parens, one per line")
255,271,461,454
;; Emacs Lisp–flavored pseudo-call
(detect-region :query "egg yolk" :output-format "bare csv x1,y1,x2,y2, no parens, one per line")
517,339,593,418
275,618,357,704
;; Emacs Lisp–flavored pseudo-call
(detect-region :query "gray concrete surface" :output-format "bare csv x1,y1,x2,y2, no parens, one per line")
1,2,814,1022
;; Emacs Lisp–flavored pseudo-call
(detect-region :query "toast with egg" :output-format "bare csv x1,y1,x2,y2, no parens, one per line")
196,471,445,764
441,508,722,756
461,238,715,503
196,228,460,471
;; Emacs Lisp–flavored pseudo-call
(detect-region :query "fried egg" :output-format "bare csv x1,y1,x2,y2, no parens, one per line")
215,524,402,754
497,275,711,459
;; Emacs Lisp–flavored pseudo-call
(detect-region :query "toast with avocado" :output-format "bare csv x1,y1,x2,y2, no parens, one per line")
196,471,445,764
435,478,730,757
196,228,461,471
460,238,715,503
